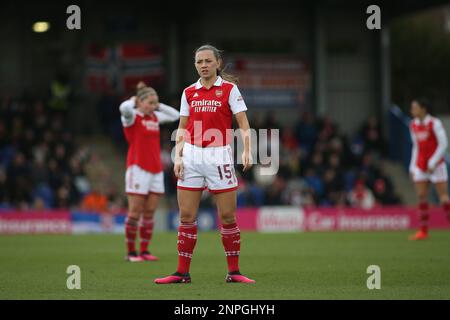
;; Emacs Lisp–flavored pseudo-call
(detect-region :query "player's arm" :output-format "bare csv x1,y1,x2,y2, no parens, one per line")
174,116,188,180
428,119,449,171
409,126,418,174
229,85,251,172
119,97,137,127
235,111,252,172
174,91,190,180
155,103,180,124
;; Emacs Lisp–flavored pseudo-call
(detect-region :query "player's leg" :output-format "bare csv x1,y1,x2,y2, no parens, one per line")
204,145,254,283
139,193,160,261
176,189,202,271
409,180,430,240
125,194,146,261
140,171,165,260
154,189,202,284
214,190,255,283
124,165,150,261
155,143,206,284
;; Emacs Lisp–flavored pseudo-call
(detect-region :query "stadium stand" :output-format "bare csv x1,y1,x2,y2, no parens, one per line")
0,89,403,211
0,93,91,210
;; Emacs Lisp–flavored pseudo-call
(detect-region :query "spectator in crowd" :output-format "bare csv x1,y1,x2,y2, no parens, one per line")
264,176,287,205
237,177,265,208
358,116,386,156
370,166,401,205
348,179,376,209
7,152,32,206
47,73,72,118
294,111,318,155
0,166,10,208
81,185,108,213
322,169,346,207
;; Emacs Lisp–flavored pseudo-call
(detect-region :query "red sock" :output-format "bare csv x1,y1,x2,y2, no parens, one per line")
139,217,154,253
176,222,197,275
125,216,139,254
418,202,429,234
221,223,240,273
443,202,450,221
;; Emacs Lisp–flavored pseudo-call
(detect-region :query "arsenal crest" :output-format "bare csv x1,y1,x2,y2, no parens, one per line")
215,89,223,98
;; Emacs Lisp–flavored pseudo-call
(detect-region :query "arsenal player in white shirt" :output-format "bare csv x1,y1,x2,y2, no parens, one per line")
408,98,450,240
155,45,255,284
120,82,179,261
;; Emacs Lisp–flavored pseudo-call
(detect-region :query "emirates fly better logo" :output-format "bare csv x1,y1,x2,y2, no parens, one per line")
191,100,222,113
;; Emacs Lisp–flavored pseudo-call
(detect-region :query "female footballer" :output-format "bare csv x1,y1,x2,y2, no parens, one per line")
155,45,255,283
120,82,179,261
408,98,450,240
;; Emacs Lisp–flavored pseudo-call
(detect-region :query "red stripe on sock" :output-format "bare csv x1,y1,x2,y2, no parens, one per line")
418,202,429,233
139,218,154,253
125,217,139,254
177,223,197,274
221,223,240,273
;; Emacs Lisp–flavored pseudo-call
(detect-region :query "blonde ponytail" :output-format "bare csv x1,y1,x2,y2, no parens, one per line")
135,81,157,101
136,81,147,91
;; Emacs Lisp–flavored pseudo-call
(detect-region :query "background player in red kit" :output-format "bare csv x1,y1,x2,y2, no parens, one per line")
120,82,179,261
408,98,450,240
155,45,255,284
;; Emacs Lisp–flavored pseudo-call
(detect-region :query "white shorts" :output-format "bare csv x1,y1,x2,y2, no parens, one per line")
125,165,164,195
177,143,238,193
411,162,448,183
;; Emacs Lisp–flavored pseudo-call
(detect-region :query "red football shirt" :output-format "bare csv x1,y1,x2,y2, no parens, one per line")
410,115,447,171
180,76,247,147
123,112,162,173
120,99,180,173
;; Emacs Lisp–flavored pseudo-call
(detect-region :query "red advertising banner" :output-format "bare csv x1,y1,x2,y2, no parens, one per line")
1,207,448,234
236,206,450,232
0,211,72,234
257,206,304,232
235,208,259,231
304,206,449,231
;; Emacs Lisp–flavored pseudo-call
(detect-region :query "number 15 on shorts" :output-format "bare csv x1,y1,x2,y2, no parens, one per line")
217,165,237,184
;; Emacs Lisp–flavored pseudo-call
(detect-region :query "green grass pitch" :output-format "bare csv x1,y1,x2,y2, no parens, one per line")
1,231,449,299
